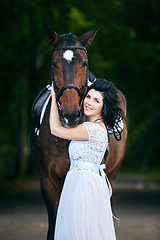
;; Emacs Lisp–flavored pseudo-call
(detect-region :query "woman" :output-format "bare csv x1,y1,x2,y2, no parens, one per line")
50,79,122,240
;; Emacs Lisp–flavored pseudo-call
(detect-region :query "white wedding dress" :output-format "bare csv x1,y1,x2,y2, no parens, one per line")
54,122,116,240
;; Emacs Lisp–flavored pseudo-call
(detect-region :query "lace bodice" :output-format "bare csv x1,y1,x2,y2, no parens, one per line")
69,122,108,173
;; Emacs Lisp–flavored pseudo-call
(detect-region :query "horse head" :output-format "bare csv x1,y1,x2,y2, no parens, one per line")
43,24,100,127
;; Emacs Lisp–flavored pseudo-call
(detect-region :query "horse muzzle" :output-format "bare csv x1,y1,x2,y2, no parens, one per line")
60,107,82,127
54,83,85,127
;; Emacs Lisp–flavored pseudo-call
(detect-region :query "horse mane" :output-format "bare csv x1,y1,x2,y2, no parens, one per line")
55,34,78,47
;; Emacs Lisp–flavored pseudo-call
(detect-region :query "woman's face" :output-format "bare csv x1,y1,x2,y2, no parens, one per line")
83,89,103,121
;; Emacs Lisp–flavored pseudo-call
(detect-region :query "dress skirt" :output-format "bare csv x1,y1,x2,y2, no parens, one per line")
54,170,116,240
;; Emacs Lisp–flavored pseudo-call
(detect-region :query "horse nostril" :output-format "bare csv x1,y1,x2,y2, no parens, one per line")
60,108,81,126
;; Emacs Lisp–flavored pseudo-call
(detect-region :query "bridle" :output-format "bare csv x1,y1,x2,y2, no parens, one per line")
50,45,89,148
51,45,89,110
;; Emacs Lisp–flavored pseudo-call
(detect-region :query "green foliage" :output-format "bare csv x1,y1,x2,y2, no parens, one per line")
0,0,160,178
67,7,93,32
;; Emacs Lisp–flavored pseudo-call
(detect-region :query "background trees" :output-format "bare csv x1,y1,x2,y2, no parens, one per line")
0,0,159,178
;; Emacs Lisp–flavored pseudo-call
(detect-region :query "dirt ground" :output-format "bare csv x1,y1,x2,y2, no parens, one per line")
0,176,160,240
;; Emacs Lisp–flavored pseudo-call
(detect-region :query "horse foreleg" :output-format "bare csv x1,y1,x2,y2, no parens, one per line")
40,175,60,240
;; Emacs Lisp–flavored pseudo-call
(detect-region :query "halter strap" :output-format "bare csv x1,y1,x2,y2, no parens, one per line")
57,84,83,99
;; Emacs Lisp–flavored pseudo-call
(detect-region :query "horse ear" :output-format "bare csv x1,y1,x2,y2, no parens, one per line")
78,24,101,46
43,24,59,45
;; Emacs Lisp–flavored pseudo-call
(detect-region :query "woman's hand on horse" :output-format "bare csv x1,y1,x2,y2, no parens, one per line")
51,82,56,100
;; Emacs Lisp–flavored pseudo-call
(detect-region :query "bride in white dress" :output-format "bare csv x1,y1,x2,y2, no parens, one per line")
50,79,123,240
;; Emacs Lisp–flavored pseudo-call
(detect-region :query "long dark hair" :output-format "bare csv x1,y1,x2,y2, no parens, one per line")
87,78,123,142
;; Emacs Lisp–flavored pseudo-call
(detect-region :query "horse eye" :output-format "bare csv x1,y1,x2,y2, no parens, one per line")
82,61,88,68
52,61,58,69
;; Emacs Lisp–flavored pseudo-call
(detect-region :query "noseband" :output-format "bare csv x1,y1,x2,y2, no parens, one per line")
51,45,89,110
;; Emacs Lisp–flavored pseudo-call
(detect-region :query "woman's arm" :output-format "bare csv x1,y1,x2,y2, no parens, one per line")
49,84,88,141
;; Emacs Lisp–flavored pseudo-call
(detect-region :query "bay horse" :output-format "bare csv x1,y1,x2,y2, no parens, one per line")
37,24,127,240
